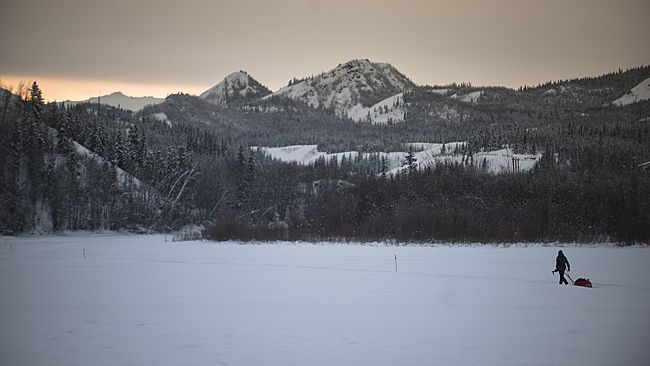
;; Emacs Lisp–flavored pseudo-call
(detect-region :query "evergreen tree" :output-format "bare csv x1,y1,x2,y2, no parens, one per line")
402,146,418,176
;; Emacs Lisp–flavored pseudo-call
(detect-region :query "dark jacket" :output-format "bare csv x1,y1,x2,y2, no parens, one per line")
556,252,570,271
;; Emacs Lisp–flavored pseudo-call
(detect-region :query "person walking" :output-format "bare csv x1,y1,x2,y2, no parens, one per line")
554,250,571,285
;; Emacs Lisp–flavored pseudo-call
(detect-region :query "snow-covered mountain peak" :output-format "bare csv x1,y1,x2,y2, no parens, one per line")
200,70,271,105
266,59,415,121
318,59,414,100
220,71,256,89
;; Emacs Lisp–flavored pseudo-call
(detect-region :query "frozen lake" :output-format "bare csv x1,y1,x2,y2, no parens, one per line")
1,234,649,365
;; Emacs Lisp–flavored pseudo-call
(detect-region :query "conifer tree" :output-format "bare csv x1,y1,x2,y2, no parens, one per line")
402,146,417,176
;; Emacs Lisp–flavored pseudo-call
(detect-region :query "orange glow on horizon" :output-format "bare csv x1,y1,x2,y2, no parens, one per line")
0,74,207,102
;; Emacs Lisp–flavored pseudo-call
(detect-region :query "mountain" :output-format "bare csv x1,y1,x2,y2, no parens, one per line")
67,91,165,111
266,59,415,123
200,71,271,105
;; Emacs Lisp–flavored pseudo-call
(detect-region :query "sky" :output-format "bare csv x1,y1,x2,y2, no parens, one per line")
1,0,649,101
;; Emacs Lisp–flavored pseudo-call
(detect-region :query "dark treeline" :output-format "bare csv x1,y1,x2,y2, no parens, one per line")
282,162,648,244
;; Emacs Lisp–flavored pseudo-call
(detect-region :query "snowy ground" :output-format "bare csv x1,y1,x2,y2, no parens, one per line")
255,143,541,175
1,234,649,366
612,77,650,106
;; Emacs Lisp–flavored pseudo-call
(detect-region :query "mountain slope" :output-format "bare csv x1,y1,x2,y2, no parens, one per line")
67,92,164,111
200,71,271,105
1,87,21,104
255,143,542,175
612,77,650,106
266,59,415,122
347,92,406,124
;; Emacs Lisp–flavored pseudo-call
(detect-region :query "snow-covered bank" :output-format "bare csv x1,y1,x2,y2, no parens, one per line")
1,235,648,366
255,143,542,174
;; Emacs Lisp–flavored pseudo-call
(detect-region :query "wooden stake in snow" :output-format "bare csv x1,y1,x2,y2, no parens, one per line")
83,248,86,260
394,254,398,272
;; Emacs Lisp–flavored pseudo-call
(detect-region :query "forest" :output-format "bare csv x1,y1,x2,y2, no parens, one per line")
1,65,649,244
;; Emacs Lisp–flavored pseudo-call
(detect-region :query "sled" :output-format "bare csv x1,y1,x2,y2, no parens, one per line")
573,278,592,287
566,272,592,288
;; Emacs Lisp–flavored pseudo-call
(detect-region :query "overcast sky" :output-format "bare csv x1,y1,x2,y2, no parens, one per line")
1,0,649,101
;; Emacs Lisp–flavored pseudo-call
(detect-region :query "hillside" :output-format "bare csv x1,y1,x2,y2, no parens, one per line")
613,77,650,106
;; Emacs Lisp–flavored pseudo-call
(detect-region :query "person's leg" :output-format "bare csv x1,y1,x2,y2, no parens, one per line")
559,270,567,285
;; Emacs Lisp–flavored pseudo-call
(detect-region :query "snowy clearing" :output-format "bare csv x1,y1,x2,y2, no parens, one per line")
347,93,405,124
450,90,483,104
151,112,173,127
255,143,542,175
612,77,650,106
1,234,649,366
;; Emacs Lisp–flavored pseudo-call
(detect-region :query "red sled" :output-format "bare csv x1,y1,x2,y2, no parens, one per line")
566,273,592,288
573,278,592,287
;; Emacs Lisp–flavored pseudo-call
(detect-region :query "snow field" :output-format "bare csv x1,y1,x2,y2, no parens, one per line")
450,90,483,104
612,77,650,106
255,143,542,175
151,112,173,127
1,235,649,366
